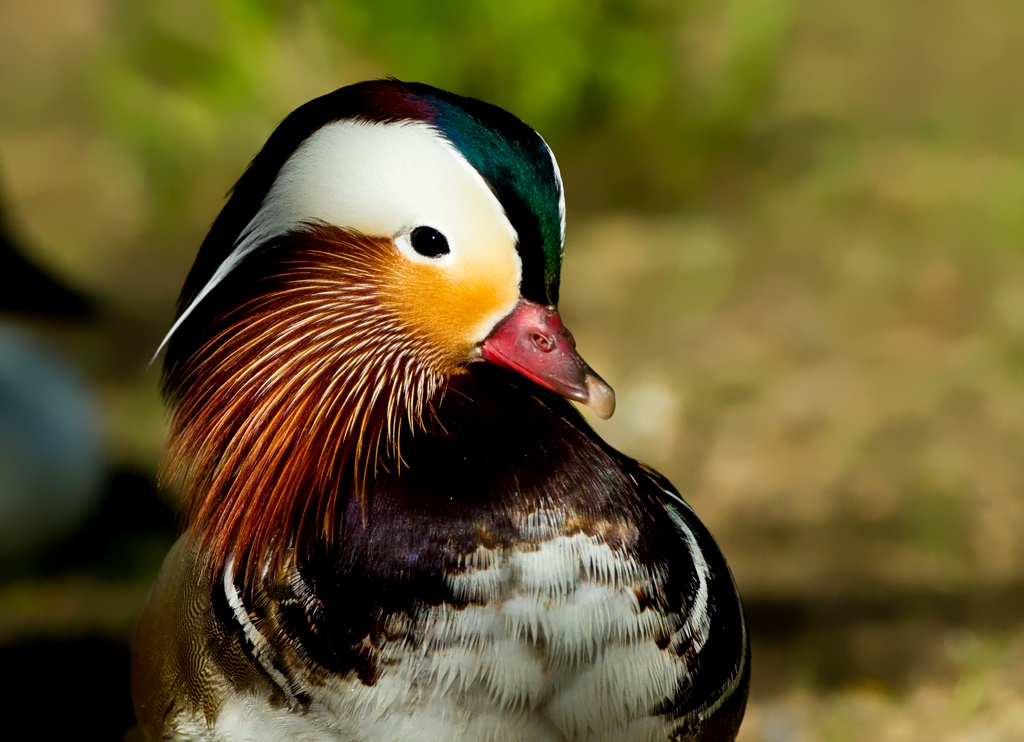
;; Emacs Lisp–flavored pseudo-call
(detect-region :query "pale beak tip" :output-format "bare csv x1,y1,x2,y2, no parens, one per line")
583,373,616,420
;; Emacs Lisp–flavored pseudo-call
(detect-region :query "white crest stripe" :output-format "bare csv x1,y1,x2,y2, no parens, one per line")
153,119,521,360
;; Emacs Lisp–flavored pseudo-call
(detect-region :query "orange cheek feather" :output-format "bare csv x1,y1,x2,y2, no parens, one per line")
383,254,519,363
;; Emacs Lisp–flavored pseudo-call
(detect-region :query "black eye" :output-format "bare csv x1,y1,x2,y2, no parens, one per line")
410,226,450,258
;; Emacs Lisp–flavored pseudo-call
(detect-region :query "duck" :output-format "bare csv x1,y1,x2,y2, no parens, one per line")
131,79,749,742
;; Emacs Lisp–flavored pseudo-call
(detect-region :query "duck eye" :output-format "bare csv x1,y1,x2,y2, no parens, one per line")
410,226,450,258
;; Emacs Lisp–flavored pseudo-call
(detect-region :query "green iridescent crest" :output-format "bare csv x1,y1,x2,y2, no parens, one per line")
424,91,565,305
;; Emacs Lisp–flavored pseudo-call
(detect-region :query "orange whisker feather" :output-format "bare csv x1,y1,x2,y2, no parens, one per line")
162,229,451,592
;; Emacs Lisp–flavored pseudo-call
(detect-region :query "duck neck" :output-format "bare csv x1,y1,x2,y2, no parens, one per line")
161,231,446,586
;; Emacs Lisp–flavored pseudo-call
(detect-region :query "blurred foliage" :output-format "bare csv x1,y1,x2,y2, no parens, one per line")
1,0,1022,604
1,0,1022,616
92,0,794,223
4,0,1024,737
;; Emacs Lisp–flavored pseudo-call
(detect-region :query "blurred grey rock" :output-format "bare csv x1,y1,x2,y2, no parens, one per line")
0,327,104,562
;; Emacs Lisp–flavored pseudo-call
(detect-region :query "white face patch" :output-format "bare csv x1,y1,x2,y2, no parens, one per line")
156,120,522,356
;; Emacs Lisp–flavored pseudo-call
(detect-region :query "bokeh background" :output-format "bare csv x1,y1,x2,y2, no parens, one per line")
2,0,1023,739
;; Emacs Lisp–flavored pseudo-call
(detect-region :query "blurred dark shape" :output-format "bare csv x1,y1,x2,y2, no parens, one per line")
35,467,178,578
0,183,106,567
747,583,1024,692
0,328,106,565
0,196,92,318
0,636,134,740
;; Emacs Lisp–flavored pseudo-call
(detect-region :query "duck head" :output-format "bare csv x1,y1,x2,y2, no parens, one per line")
159,80,614,577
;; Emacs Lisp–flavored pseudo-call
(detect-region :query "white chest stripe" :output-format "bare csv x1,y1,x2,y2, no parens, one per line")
663,504,711,653
656,484,749,722
223,557,298,705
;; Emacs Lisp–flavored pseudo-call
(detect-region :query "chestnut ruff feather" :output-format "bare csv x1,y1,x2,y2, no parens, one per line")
162,227,456,587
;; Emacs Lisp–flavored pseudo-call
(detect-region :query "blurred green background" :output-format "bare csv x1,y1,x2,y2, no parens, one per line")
2,0,1023,738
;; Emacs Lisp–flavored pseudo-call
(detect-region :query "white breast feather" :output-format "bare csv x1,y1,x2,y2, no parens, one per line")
202,508,701,742
314,509,688,742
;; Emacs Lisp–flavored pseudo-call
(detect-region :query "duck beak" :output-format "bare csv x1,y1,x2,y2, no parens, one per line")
480,299,616,419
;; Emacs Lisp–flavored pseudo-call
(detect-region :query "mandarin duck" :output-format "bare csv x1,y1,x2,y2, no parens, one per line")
131,80,748,741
